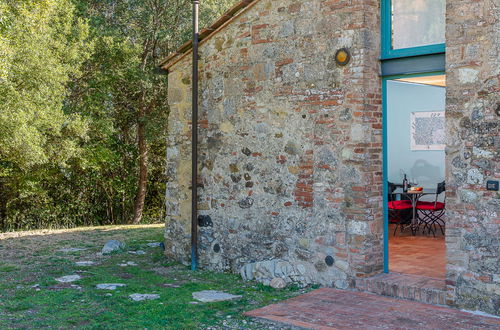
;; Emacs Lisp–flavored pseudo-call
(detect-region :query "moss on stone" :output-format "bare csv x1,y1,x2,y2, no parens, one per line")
181,76,191,85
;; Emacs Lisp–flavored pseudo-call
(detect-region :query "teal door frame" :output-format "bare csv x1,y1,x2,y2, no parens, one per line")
382,71,445,273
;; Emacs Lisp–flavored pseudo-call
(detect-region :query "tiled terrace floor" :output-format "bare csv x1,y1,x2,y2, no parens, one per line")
389,224,446,279
245,288,500,329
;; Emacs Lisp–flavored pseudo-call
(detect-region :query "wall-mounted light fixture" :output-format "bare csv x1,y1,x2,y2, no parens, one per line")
335,48,351,66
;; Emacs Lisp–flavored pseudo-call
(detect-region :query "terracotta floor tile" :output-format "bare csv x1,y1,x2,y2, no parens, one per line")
389,224,446,279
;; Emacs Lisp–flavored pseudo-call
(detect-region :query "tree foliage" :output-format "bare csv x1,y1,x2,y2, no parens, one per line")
0,0,91,229
0,0,237,231
0,0,90,168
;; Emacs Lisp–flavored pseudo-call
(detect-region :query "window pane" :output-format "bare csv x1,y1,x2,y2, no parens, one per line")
392,0,445,50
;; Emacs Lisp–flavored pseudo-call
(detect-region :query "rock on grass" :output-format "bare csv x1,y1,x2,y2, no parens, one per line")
96,283,126,290
55,275,82,283
58,248,86,253
102,240,125,254
270,278,286,289
192,290,242,303
128,250,145,255
129,293,160,301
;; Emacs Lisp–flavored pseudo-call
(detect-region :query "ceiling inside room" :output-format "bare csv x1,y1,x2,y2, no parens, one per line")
395,75,446,87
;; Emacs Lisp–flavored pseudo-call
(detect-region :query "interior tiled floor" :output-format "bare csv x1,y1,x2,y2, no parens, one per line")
389,224,446,279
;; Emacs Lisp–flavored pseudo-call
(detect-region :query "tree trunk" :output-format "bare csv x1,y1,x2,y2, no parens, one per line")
132,114,148,224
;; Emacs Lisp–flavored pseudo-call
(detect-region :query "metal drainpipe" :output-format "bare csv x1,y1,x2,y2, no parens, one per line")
191,0,200,271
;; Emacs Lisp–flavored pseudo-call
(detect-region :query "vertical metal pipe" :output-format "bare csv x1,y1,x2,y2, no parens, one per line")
191,0,199,271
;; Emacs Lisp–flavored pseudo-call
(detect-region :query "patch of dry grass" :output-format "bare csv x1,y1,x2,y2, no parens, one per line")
0,224,163,272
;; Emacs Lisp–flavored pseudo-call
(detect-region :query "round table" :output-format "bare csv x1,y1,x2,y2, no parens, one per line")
391,188,437,235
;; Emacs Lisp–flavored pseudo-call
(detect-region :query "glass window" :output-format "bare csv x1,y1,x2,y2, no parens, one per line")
392,0,445,50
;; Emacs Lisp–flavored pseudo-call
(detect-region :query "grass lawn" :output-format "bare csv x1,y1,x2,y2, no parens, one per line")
0,224,310,328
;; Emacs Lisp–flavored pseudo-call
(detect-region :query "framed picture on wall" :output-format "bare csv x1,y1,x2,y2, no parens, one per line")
410,111,445,150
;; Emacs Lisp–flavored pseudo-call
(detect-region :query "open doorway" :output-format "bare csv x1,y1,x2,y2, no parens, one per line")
384,74,446,279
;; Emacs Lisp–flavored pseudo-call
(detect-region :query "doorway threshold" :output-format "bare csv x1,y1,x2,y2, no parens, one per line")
355,272,448,306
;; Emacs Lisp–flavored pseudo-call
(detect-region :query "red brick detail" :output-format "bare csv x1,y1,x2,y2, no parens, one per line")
276,155,287,164
251,24,273,44
293,151,314,208
276,58,294,66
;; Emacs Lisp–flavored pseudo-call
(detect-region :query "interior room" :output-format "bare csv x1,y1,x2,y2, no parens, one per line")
386,74,446,279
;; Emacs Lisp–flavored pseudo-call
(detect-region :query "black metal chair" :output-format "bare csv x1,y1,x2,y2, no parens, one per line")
417,181,446,236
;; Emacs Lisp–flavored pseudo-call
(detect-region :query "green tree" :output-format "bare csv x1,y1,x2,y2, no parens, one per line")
68,0,237,224
0,0,91,169
0,0,237,231
0,0,91,230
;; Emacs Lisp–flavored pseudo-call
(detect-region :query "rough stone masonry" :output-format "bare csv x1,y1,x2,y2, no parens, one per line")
165,0,382,290
445,0,499,315
163,0,499,315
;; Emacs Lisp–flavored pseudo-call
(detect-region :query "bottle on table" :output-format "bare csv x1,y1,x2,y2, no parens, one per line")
403,174,409,192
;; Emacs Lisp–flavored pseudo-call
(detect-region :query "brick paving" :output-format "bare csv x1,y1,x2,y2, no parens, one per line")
245,288,500,329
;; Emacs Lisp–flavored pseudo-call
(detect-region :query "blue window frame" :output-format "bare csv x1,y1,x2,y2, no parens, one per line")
381,0,446,59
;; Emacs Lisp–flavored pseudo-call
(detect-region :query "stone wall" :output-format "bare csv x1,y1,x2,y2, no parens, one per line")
165,0,382,288
445,0,499,315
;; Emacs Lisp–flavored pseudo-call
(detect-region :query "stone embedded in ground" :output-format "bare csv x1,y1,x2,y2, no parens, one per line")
146,242,161,248
55,275,82,283
49,283,82,290
75,261,95,266
270,278,286,289
128,250,146,255
161,283,181,288
192,290,242,303
102,240,125,254
96,283,126,290
58,248,86,253
129,293,160,301
118,261,138,267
